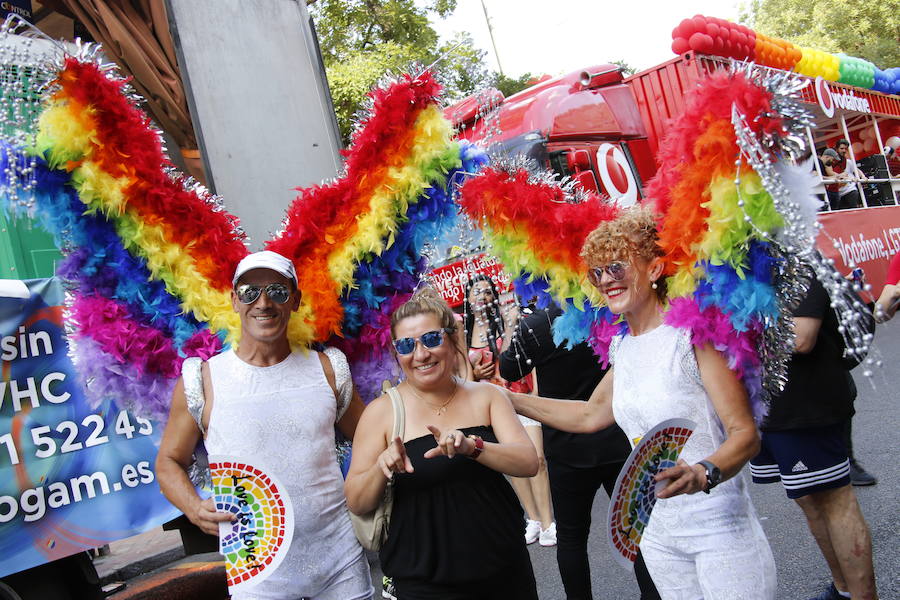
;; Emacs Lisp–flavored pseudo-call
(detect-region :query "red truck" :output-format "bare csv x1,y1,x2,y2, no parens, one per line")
446,52,900,291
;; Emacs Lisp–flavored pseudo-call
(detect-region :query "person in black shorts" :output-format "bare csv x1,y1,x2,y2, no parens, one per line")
499,303,660,600
750,277,878,600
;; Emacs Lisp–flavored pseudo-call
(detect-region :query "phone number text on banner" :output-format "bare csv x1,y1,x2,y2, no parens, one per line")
0,278,179,578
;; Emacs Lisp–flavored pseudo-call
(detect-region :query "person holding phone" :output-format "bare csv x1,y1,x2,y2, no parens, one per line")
463,274,556,546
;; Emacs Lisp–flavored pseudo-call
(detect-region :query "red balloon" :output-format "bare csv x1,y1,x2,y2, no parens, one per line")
688,32,714,54
679,18,696,37
719,38,731,57
712,35,726,55
672,37,690,55
692,15,708,32
706,23,720,38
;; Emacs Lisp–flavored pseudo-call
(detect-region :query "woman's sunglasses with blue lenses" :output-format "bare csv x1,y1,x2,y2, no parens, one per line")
392,328,453,355
235,283,293,305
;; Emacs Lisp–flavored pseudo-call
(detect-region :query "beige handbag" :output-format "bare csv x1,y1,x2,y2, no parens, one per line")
350,382,405,551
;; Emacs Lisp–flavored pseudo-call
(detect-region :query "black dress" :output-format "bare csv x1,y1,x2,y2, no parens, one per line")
379,425,538,600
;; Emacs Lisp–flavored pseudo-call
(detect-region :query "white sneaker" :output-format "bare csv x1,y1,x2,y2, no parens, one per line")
524,519,541,544
539,522,557,547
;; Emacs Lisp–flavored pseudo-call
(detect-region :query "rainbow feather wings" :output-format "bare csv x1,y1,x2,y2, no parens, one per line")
1,47,481,418
459,69,825,420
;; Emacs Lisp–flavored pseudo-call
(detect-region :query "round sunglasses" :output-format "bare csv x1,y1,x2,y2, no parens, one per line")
587,261,629,287
393,328,453,355
235,283,293,305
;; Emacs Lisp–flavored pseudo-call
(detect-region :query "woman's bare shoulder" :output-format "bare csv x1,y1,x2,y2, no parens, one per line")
363,392,393,417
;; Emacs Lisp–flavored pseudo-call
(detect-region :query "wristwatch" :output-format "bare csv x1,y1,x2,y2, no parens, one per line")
467,435,484,460
697,460,721,494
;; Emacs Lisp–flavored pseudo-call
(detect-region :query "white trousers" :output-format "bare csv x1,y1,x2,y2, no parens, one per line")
639,512,776,600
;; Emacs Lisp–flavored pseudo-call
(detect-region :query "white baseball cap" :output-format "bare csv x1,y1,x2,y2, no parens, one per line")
232,251,298,287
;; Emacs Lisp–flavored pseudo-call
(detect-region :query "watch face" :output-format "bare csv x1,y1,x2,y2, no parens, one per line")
701,461,721,489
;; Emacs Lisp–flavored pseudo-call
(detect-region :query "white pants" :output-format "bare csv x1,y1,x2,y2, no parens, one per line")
639,512,776,600
233,552,373,600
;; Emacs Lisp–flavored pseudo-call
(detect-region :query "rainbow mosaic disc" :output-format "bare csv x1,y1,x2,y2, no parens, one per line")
607,418,695,568
209,456,294,593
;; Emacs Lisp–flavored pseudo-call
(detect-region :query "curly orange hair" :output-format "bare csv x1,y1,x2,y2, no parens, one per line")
580,205,663,268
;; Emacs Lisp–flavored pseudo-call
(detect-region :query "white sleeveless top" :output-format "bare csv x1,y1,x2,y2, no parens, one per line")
610,324,757,541
203,348,364,598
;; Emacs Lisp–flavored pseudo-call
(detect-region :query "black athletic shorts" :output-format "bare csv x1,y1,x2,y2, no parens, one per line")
750,422,850,499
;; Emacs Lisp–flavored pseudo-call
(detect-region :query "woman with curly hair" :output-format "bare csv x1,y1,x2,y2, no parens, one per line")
507,205,776,599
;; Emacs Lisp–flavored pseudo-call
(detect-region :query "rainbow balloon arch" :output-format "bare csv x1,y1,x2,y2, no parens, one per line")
670,15,899,95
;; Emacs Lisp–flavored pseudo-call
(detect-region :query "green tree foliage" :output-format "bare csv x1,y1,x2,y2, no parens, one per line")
437,32,491,103
311,0,494,142
611,60,637,76
740,0,899,68
491,72,535,98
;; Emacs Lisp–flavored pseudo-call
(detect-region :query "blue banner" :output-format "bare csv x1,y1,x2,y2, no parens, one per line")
0,278,179,578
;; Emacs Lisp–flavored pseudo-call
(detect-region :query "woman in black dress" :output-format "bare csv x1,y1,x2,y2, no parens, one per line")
345,288,539,599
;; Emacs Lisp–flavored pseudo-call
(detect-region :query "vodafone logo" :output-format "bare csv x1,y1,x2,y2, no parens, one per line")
816,76,834,118
815,76,871,116
596,144,637,207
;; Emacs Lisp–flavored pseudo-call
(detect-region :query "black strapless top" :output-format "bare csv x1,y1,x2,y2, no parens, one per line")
379,425,526,584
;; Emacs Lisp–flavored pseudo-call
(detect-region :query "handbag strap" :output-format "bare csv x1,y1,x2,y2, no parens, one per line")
382,380,405,441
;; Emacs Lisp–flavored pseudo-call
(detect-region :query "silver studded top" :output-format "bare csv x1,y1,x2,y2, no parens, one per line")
323,346,352,421
182,356,206,435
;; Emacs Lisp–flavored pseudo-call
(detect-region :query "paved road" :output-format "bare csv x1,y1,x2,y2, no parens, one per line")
517,322,900,600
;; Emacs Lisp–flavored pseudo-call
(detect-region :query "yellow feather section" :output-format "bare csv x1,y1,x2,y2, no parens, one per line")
35,101,98,166
666,268,700,298
72,162,129,216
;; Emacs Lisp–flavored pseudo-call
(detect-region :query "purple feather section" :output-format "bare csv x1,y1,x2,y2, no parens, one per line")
74,337,176,423
348,349,401,404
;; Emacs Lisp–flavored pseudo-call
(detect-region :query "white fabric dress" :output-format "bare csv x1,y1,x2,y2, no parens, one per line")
611,324,775,600
201,348,372,600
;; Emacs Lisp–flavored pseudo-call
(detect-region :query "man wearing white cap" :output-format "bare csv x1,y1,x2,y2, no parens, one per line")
157,251,373,599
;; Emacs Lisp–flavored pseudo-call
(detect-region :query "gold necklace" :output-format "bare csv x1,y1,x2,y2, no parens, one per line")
408,378,459,416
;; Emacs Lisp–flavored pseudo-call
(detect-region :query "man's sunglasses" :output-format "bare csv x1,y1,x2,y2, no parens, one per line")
235,283,293,305
587,262,628,287
392,328,452,355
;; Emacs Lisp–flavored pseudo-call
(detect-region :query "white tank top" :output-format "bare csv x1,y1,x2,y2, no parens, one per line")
610,324,756,539
204,349,363,598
